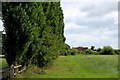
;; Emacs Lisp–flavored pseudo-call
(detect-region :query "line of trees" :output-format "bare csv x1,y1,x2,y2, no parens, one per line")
62,46,120,56
89,46,119,55
2,2,68,68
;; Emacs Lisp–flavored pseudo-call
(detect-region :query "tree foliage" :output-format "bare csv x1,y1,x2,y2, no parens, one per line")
91,46,95,51
2,2,67,67
97,48,102,52
100,46,114,55
85,49,93,54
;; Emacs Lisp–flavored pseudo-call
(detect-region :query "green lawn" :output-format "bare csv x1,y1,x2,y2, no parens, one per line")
16,55,118,78
0,58,9,69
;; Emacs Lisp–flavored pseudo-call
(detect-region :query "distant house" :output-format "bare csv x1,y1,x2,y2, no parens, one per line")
72,47,88,52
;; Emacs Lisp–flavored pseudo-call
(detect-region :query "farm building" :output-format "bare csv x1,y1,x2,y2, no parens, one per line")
73,47,88,51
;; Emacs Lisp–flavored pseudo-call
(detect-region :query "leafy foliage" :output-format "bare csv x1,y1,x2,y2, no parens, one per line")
67,49,80,55
114,49,120,54
100,46,114,55
97,48,102,52
85,49,93,54
91,46,95,51
2,2,67,67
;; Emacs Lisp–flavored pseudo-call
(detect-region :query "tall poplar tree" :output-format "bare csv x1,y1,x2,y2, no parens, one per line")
2,2,68,67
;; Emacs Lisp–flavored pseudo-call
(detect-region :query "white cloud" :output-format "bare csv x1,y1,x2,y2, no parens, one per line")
104,11,118,24
79,2,95,12
61,0,119,2
85,2,118,17
61,1,118,49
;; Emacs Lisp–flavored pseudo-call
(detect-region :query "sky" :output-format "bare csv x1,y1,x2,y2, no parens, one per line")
0,0,119,49
61,0,119,49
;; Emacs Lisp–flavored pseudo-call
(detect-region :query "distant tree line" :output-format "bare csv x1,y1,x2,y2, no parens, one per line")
2,2,68,67
89,46,120,55
62,46,120,56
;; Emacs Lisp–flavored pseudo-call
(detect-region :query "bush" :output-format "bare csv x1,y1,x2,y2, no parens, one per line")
68,49,78,55
64,53,67,56
114,49,120,55
97,48,102,52
100,46,114,55
71,52,75,55
85,49,93,54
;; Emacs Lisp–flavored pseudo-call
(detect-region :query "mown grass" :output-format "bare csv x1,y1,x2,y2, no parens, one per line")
16,55,118,78
0,58,9,69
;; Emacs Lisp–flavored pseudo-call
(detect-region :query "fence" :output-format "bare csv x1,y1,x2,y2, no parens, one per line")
0,55,5,58
10,64,26,78
0,68,10,79
1,64,26,79
0,55,26,79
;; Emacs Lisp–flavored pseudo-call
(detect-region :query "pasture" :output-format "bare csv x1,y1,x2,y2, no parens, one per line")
16,55,118,78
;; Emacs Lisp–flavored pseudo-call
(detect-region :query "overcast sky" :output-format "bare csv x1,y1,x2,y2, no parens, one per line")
0,0,119,49
61,0,119,49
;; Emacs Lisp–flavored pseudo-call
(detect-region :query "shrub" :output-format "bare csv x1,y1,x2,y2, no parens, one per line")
114,49,120,55
64,53,67,56
97,48,102,52
85,49,93,54
68,49,78,55
71,52,75,55
100,46,114,55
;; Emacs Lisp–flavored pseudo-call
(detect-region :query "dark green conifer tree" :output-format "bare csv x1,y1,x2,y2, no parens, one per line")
2,2,68,67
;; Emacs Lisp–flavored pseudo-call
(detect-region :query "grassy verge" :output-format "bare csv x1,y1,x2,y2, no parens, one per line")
16,55,118,78
0,58,9,69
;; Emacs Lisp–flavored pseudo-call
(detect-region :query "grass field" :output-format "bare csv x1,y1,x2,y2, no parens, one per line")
16,55,118,78
0,58,9,69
